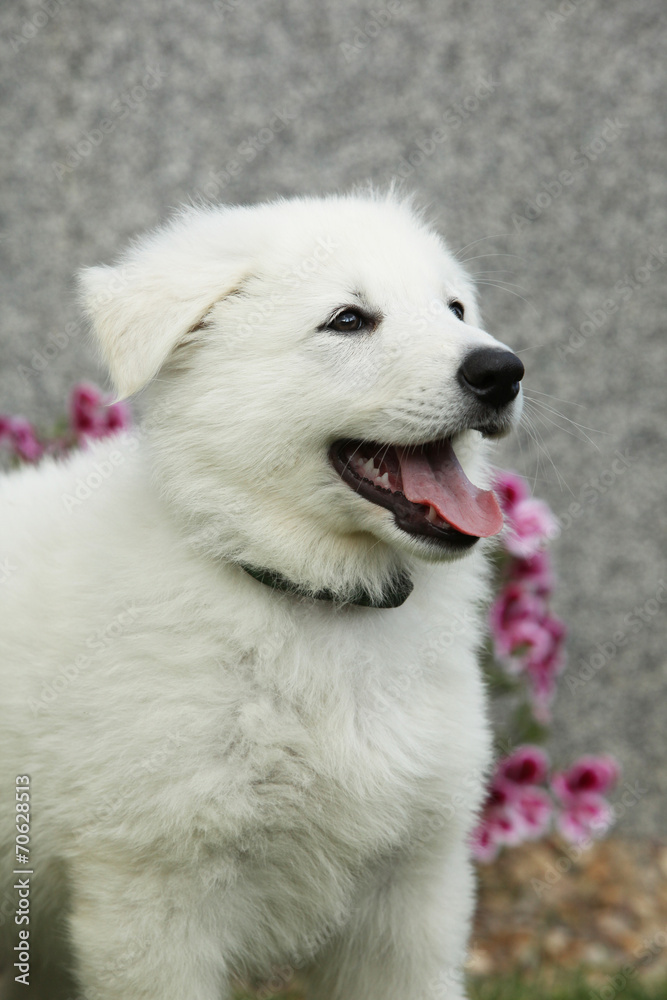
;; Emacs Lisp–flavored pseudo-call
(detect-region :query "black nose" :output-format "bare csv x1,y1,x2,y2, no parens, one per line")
457,347,525,408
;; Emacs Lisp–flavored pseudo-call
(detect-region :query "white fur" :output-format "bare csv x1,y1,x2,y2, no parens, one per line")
0,192,522,999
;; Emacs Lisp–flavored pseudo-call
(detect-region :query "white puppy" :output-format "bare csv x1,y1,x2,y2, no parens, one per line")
0,192,524,1000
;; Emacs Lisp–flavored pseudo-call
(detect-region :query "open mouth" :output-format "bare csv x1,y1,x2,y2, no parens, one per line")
330,438,504,550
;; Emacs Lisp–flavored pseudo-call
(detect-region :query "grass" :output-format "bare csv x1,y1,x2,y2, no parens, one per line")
471,973,667,999
232,973,667,1000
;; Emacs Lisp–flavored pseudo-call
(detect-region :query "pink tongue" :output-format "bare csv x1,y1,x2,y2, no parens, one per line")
396,441,504,538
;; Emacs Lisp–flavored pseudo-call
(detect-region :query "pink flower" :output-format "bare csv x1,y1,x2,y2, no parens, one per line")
496,747,553,839
524,613,567,722
470,747,554,862
469,786,527,861
490,582,566,720
0,415,44,463
512,785,554,839
493,470,530,515
493,471,559,557
104,399,132,434
504,496,559,558
551,755,620,844
551,755,619,800
555,795,614,843
497,745,549,786
69,383,131,441
70,382,103,436
508,550,554,597
469,821,501,863
489,583,546,660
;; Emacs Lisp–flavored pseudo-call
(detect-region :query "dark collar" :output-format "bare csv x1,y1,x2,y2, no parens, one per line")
239,563,413,609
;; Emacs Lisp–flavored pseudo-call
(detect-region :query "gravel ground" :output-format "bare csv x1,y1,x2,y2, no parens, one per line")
471,836,667,987
0,0,665,834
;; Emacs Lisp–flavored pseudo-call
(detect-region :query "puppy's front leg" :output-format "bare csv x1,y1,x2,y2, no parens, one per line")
305,839,476,1000
67,858,229,1000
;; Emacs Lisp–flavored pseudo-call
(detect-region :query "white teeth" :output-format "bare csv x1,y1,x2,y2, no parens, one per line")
426,505,439,524
362,458,376,477
377,473,389,487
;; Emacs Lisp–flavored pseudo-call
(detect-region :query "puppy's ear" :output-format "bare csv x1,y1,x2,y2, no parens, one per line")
78,214,249,399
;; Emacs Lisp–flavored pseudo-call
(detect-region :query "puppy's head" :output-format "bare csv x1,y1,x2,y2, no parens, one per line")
79,193,523,601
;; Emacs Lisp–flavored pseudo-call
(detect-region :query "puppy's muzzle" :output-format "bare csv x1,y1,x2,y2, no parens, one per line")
457,347,525,409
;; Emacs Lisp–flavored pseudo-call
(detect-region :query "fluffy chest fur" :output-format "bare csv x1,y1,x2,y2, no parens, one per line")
1,442,491,973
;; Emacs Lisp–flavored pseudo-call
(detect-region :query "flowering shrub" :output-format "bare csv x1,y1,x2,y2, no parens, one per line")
471,471,619,862
69,382,131,441
0,415,45,463
0,386,619,861
0,383,130,465
551,755,620,844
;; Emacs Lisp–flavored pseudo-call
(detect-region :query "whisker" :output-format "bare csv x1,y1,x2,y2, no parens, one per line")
454,233,517,259
525,402,597,451
474,280,532,305
524,396,607,444
474,280,541,319
518,410,571,492
468,269,521,276
524,388,585,408
458,252,527,265
517,415,549,489
474,277,528,292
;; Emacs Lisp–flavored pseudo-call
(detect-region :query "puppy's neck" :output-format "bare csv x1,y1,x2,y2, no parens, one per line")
238,562,414,609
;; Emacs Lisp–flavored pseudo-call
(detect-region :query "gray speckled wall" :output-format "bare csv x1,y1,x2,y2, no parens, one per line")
1,0,665,834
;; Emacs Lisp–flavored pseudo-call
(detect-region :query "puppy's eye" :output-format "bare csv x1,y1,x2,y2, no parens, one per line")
448,300,465,321
328,308,368,334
